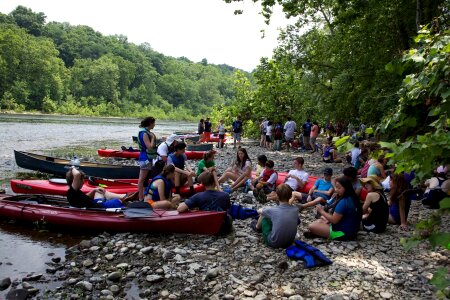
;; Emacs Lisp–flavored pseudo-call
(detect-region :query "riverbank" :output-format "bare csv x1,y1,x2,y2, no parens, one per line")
1,139,448,299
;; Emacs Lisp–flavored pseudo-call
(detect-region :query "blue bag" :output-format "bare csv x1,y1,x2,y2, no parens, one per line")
228,204,259,220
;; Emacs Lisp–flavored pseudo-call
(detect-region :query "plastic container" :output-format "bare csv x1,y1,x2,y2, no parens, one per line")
70,156,80,166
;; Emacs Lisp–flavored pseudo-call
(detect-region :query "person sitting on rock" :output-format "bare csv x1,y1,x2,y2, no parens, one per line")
66,167,137,209
267,157,309,202
295,167,334,210
343,166,362,197
254,154,268,178
196,150,220,190
144,164,181,209
218,148,252,191
250,160,278,203
178,172,232,235
167,142,196,196
388,173,412,230
323,138,342,163
367,155,389,180
360,176,389,233
305,177,362,241
251,184,299,248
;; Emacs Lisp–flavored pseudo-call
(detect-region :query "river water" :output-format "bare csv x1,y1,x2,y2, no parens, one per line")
0,113,196,297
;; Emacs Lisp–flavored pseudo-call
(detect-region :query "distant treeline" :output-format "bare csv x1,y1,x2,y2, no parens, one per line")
0,6,249,120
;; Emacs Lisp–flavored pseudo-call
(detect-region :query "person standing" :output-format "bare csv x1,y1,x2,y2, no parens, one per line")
259,117,267,147
232,116,243,148
203,117,212,142
137,117,157,201
310,121,319,153
197,118,205,140
284,117,296,152
216,119,226,148
302,119,312,150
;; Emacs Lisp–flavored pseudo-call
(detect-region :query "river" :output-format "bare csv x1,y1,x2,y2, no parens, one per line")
0,113,197,297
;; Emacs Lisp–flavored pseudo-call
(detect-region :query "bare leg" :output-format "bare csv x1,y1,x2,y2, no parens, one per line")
232,175,250,190
308,219,330,238
218,171,239,184
256,214,264,230
212,170,221,190
138,169,149,201
103,191,126,200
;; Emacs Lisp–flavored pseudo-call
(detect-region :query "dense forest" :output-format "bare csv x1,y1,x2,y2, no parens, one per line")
0,6,250,120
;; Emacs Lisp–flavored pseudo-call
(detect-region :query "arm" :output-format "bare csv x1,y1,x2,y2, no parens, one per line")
156,181,167,201
316,187,335,197
177,202,189,213
362,193,375,214
143,132,155,149
317,206,343,224
71,167,83,191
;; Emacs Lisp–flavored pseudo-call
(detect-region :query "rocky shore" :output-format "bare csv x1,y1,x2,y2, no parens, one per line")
1,140,449,300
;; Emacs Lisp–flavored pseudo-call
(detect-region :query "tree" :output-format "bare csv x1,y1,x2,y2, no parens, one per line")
9,5,46,36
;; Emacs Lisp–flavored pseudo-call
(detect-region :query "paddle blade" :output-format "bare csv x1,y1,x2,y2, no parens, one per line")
123,208,154,218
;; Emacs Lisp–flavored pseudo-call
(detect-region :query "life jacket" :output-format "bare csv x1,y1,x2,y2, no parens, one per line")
145,175,172,201
169,152,185,170
261,169,277,189
137,128,158,161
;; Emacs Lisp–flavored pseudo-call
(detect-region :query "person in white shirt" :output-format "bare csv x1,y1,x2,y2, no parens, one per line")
267,157,309,201
265,121,273,150
346,142,361,166
284,117,297,151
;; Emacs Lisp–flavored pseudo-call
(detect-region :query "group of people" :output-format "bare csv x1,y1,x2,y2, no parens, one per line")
66,116,450,250
197,116,243,149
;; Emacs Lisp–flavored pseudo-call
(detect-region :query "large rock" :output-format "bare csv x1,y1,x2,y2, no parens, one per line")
146,275,164,283
0,277,11,290
6,288,29,300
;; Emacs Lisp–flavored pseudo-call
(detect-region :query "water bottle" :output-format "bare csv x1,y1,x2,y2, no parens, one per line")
70,155,80,166
243,179,251,193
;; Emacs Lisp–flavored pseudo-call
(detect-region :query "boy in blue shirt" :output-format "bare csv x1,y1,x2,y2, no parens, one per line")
293,168,334,211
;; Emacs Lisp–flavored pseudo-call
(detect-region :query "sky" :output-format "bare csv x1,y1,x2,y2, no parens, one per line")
0,0,294,72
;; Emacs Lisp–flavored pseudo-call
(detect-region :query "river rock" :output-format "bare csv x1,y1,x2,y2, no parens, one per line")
22,274,42,281
107,271,122,282
75,281,93,291
380,292,393,299
140,246,153,254
82,259,94,267
5,288,29,300
146,275,164,283
0,277,11,290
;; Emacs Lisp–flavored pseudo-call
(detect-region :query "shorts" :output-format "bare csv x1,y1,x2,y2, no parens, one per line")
233,132,241,141
95,198,124,209
362,219,386,233
310,136,317,144
329,225,346,240
139,160,153,170
265,135,272,143
219,134,225,140
261,217,273,245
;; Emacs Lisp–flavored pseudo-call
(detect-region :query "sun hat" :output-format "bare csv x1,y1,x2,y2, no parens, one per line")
360,175,383,190
166,134,181,146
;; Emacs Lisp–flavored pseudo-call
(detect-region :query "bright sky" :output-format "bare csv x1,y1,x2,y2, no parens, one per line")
0,0,293,72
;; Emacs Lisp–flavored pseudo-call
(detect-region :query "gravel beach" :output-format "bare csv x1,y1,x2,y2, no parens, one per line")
1,139,449,300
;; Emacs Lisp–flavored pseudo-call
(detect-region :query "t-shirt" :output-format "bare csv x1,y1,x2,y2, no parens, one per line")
266,125,272,136
196,159,215,177
167,153,188,170
303,122,312,135
262,204,299,248
258,170,278,186
204,121,212,132
313,178,333,200
218,124,226,134
332,196,360,238
285,169,309,191
284,121,296,138
255,165,264,178
232,120,243,133
310,124,319,138
184,190,230,212
235,159,252,175
67,186,100,208
153,142,170,165
350,148,361,166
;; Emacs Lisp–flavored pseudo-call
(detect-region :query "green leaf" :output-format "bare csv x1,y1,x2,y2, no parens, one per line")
429,232,450,250
401,238,421,251
439,197,450,209
430,267,450,290
334,135,350,147
365,127,374,134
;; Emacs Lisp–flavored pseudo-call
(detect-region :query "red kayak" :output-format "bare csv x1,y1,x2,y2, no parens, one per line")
10,178,205,197
0,194,224,235
251,171,317,193
97,149,208,160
